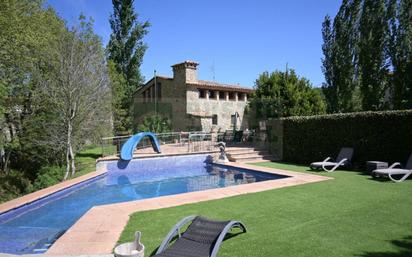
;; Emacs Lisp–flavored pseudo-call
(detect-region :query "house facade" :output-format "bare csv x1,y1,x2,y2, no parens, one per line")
134,61,254,132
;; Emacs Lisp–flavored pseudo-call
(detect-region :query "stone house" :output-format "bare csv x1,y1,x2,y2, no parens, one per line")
134,61,254,132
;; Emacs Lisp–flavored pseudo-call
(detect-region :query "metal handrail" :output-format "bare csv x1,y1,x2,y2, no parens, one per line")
100,131,219,157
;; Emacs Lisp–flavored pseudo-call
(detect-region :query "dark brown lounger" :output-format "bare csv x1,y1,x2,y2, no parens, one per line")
153,215,247,257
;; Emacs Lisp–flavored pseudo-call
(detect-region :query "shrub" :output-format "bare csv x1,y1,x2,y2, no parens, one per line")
136,114,171,133
0,170,33,203
269,110,412,168
32,165,65,191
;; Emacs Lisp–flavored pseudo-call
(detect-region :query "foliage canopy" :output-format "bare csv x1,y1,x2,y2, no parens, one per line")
249,69,326,122
321,0,412,112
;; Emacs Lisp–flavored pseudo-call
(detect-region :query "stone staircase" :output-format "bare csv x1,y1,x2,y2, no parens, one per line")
225,146,278,163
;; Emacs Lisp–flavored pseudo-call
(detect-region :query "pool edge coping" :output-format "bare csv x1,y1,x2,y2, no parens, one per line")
44,162,332,255
0,168,106,215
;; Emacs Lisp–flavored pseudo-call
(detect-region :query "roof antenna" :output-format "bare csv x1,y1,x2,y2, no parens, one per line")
210,60,215,82
285,62,289,76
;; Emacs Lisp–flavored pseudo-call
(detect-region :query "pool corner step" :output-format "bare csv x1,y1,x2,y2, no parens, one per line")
33,248,49,253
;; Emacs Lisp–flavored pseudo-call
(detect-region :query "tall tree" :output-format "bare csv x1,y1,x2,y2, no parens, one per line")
107,0,150,134
0,0,65,173
107,60,128,133
358,0,389,110
34,17,111,179
249,69,326,120
321,0,362,113
323,0,412,112
388,0,412,109
321,15,337,113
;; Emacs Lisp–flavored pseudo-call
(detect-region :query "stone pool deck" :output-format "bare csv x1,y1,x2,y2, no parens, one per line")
45,162,331,255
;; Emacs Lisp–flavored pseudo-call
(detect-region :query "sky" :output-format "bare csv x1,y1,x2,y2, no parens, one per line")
46,0,341,88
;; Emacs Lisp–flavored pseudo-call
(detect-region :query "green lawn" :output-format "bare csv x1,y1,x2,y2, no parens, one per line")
118,162,412,257
74,146,103,178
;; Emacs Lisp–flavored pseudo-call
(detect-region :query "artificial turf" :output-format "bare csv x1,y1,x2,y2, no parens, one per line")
118,162,412,257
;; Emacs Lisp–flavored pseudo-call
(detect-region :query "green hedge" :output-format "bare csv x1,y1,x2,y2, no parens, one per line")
278,110,412,168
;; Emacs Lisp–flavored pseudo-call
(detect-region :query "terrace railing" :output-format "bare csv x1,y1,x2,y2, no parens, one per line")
100,130,260,157
187,133,215,153
217,130,257,145
101,131,218,157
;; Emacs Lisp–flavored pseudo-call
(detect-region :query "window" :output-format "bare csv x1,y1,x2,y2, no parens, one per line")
242,93,248,101
231,114,236,125
142,91,146,103
212,114,218,125
228,92,236,101
199,89,206,98
209,90,216,100
219,91,225,100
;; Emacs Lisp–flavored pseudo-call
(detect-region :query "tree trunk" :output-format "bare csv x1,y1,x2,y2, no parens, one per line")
64,149,70,180
0,146,5,172
4,150,11,174
64,120,73,180
70,144,75,177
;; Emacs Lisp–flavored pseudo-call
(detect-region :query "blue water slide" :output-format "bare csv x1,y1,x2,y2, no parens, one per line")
120,132,161,161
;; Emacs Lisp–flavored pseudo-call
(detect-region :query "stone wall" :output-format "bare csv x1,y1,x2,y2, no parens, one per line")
186,87,249,132
134,77,190,131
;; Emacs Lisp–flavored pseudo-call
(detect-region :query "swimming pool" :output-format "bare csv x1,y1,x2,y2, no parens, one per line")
0,154,287,254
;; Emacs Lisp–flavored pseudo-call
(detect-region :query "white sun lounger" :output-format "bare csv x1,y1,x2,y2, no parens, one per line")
310,147,354,172
372,154,412,183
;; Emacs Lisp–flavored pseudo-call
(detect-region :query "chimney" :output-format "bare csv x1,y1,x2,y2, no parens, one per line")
171,60,199,83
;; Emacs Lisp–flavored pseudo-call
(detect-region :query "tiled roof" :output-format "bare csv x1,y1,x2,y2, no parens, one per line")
154,75,173,80
187,80,254,93
134,75,172,94
135,77,254,95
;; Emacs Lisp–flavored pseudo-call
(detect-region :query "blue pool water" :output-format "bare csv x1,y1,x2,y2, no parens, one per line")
0,154,287,254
